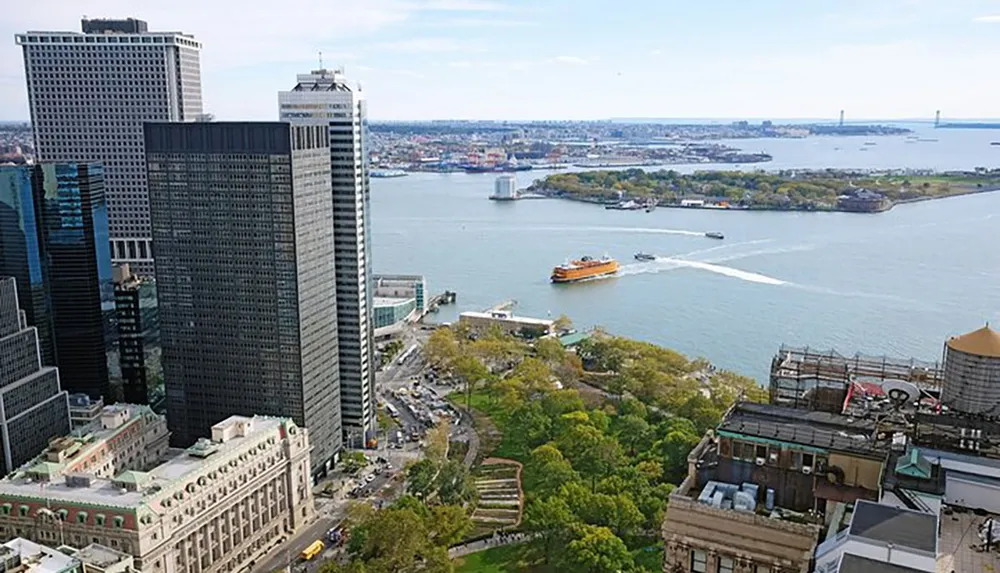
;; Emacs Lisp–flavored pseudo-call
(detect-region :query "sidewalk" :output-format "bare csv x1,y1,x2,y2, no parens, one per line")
448,532,536,558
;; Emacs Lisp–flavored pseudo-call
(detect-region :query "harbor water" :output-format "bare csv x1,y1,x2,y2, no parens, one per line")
371,126,1000,382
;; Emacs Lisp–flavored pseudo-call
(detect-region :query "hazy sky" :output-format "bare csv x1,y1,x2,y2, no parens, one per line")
3,0,1000,121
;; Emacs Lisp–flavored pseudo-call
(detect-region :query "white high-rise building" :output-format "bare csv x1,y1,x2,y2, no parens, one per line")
15,18,203,276
279,69,375,443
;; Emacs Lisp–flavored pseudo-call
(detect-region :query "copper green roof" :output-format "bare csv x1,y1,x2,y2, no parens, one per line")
895,448,932,480
558,332,590,347
113,471,150,485
28,462,63,476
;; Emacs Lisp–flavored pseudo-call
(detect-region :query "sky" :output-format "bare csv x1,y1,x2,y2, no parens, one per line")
2,0,1000,121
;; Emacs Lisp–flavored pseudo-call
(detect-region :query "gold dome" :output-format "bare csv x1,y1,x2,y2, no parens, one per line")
946,325,1000,358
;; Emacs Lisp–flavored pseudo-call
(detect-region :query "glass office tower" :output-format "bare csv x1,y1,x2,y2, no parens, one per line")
0,164,114,400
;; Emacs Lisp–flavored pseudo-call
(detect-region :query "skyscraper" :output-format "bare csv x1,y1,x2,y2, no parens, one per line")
145,121,342,473
15,18,202,275
0,276,71,474
0,164,114,400
279,69,376,443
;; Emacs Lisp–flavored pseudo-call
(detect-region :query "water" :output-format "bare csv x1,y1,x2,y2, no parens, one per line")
371,128,1000,381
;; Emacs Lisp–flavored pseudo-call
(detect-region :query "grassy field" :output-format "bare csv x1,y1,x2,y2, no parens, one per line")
453,541,664,572
454,544,543,573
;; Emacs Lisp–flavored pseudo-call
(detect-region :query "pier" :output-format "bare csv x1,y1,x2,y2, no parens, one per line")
422,291,457,318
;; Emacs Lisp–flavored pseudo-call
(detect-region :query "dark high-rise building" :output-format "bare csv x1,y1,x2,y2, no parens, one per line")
0,164,114,400
0,276,71,473
112,264,162,411
145,121,342,473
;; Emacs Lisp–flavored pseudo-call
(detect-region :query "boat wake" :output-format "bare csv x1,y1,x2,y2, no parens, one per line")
531,225,705,237
703,244,817,264
618,257,788,286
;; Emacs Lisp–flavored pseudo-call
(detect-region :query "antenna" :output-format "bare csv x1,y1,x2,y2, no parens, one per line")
318,51,324,70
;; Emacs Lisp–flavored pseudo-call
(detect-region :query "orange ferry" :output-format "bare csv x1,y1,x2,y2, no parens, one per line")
551,256,620,283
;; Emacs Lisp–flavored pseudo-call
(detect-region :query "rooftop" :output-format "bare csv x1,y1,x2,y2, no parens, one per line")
937,510,1000,572
373,296,414,307
837,554,924,573
1,538,79,573
946,325,1000,358
718,402,886,457
460,311,554,327
848,501,937,553
72,543,131,569
0,416,287,508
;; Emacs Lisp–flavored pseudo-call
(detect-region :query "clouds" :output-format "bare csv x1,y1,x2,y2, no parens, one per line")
973,14,1000,22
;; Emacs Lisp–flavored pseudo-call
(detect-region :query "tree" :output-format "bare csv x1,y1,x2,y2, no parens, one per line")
525,445,582,498
613,414,650,456
524,496,578,564
553,314,574,332
505,403,552,456
426,504,473,547
424,420,450,463
436,460,474,505
566,525,634,573
405,459,439,497
349,508,428,571
424,328,459,367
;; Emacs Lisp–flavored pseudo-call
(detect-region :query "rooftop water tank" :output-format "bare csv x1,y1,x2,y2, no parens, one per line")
941,325,1000,416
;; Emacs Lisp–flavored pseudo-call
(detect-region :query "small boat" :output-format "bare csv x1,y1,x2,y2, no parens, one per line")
634,252,656,261
705,232,725,240
991,142,1000,146
863,141,877,146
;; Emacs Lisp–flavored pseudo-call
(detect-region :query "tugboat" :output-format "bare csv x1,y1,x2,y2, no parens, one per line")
705,232,725,240
634,252,656,261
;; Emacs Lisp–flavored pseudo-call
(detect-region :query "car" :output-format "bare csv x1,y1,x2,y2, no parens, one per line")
365,474,375,483
385,463,393,471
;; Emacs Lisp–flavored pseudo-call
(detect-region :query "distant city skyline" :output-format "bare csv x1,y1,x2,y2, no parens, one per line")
3,0,1000,121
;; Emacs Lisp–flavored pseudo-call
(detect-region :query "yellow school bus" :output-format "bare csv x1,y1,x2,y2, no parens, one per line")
300,540,324,561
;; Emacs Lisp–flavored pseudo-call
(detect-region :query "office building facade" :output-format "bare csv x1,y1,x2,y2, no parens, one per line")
145,121,342,472
0,164,114,399
111,265,162,410
279,69,376,442
0,277,71,474
15,18,202,275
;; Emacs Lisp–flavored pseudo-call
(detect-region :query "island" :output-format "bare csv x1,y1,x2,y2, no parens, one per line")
529,168,1000,213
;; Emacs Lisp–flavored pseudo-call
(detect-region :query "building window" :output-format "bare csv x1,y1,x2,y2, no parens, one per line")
113,516,125,528
18,506,28,517
691,550,707,573
96,514,106,526
755,445,767,459
719,556,734,573
77,512,88,523
802,453,815,469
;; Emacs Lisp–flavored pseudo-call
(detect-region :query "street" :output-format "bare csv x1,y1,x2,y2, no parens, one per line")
253,324,437,573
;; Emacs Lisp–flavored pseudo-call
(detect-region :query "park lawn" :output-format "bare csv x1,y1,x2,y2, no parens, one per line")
447,391,523,460
454,543,548,573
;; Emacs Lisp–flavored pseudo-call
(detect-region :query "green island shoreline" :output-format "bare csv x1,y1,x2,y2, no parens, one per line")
528,169,1000,213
